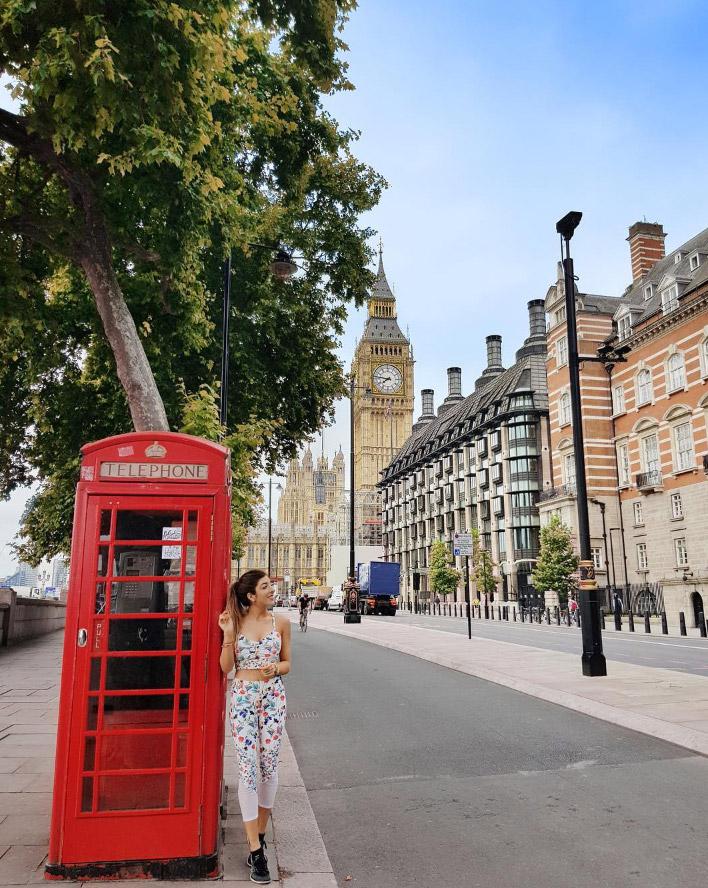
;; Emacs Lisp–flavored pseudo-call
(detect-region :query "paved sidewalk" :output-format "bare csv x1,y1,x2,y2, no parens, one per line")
303,611,708,757
0,632,336,887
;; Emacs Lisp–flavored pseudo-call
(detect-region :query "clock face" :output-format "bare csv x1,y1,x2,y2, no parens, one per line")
373,364,403,394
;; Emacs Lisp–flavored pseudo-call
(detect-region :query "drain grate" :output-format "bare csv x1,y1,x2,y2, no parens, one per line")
286,710,319,720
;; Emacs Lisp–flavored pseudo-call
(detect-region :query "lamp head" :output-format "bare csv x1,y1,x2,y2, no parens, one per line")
556,211,583,241
270,248,298,280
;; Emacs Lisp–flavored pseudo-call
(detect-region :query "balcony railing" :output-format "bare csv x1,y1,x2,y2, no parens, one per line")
636,470,663,491
539,483,576,502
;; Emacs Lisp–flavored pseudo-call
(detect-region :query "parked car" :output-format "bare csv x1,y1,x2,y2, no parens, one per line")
328,588,344,611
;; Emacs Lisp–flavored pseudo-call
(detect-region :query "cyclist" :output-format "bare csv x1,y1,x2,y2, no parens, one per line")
298,592,310,631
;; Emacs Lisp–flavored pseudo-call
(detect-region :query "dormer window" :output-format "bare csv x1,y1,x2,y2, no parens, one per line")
643,284,654,301
674,252,682,264
661,284,679,315
690,253,700,271
617,315,631,341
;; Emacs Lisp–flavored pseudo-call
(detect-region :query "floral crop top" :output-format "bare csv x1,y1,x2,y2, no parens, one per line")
236,612,281,669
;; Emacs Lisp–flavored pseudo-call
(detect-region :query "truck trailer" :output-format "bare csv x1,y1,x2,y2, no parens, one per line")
358,561,400,616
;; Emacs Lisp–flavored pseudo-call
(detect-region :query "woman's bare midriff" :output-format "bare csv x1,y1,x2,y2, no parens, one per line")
234,668,270,681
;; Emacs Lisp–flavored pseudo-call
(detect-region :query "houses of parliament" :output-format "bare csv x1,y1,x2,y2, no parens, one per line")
239,248,414,589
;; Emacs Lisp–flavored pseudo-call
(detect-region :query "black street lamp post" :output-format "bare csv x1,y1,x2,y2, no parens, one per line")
556,211,607,677
266,477,283,579
344,374,371,624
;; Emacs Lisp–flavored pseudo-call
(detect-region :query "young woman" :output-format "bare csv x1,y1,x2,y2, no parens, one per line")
218,570,291,884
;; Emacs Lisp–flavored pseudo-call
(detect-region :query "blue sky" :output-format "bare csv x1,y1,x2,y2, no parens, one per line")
2,0,708,571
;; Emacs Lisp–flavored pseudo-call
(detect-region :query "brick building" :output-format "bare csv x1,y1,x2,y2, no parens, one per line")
542,222,708,628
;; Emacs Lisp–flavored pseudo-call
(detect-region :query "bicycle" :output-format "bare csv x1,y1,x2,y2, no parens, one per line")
299,608,308,632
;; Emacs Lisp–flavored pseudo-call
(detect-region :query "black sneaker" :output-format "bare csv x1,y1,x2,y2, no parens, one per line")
246,838,268,867
249,847,271,884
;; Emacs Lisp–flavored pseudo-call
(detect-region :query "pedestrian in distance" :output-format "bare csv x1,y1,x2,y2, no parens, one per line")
613,589,624,616
219,570,292,884
568,595,579,625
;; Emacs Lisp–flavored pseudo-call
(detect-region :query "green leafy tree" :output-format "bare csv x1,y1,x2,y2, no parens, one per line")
0,2,384,562
429,539,460,602
472,529,496,599
531,515,579,605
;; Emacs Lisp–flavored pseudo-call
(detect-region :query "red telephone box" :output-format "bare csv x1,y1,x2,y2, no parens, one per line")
46,432,231,880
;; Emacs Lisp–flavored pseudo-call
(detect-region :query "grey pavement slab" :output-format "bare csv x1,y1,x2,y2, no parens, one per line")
0,630,336,887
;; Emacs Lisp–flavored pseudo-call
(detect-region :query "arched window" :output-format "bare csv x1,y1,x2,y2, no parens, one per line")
636,368,653,406
667,353,685,392
559,391,571,426
701,338,708,378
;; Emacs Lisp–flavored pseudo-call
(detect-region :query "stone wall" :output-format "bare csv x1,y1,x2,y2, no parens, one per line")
0,588,67,646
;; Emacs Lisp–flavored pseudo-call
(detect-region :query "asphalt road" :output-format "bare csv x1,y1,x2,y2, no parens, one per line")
284,626,707,888
316,608,708,677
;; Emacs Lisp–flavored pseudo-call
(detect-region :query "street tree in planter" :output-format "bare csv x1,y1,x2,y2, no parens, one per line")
472,529,497,601
0,1,385,564
429,539,460,606
531,515,579,606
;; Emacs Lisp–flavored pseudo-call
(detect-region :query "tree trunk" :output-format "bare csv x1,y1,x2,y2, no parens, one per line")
80,248,170,432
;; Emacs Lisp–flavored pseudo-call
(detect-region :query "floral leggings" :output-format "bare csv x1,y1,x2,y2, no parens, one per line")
230,677,287,819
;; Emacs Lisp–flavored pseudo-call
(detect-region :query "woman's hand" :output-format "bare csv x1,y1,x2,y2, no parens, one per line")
218,609,234,638
260,662,279,680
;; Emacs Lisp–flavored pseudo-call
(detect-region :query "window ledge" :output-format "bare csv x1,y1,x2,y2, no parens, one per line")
672,467,696,477
611,411,627,419
633,522,645,529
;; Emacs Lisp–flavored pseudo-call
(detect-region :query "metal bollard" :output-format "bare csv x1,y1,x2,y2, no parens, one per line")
485,604,490,619
614,610,621,631
520,607,525,623
628,610,635,632
577,609,581,628
490,606,494,620
545,607,551,624
497,606,502,621
538,607,543,625
566,608,571,627
644,611,651,634
661,612,668,635
699,611,707,639
679,611,687,636
513,607,517,622
600,611,605,630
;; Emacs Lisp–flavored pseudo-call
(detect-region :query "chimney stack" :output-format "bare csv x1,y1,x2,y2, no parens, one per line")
527,300,546,338
627,222,666,282
412,389,435,433
486,335,503,371
421,389,435,418
446,367,462,399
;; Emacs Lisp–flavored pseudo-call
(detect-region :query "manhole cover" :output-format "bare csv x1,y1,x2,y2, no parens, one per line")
286,711,319,719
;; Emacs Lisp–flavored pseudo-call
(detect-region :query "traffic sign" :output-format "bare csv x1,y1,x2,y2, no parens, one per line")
453,532,473,557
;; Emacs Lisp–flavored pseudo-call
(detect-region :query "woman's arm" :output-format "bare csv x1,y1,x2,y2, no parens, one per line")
220,637,235,675
218,609,236,675
272,616,291,677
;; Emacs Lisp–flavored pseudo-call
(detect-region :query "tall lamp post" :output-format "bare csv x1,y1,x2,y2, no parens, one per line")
344,375,371,624
267,477,283,578
220,246,297,426
556,211,607,677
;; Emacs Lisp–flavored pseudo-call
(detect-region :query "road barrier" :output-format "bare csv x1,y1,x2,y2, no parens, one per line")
399,598,706,641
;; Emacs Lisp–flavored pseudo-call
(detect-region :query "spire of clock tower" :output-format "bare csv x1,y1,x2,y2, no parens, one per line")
352,241,415,501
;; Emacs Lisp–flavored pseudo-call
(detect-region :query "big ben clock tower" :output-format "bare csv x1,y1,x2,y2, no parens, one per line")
352,246,414,500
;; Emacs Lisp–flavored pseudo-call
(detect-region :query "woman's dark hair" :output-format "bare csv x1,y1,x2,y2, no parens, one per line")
227,569,267,637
